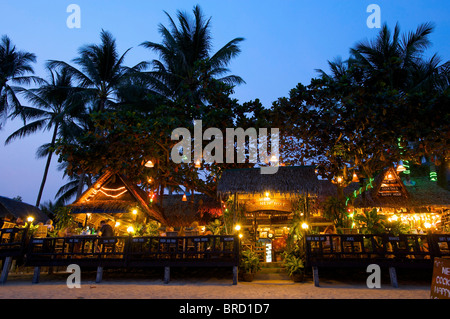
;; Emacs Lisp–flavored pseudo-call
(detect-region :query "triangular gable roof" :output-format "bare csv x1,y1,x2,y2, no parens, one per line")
70,171,167,224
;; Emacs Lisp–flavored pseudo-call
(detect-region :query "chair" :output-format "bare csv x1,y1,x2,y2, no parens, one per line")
1,222,16,229
184,231,199,236
34,225,48,238
166,231,178,237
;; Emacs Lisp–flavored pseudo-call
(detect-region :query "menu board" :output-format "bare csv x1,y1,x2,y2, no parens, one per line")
430,258,450,299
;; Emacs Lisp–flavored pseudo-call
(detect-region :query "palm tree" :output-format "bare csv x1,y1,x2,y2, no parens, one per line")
0,35,41,128
48,29,146,113
350,22,438,92
140,5,245,106
5,67,83,206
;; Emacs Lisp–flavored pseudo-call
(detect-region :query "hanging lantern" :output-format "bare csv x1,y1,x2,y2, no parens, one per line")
182,194,187,202
145,160,154,168
195,159,201,168
352,172,360,183
396,161,406,172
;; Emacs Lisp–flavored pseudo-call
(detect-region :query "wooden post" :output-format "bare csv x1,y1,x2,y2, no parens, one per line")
312,266,320,287
32,266,40,284
164,266,170,284
0,256,12,284
232,266,238,285
389,267,398,288
96,266,103,283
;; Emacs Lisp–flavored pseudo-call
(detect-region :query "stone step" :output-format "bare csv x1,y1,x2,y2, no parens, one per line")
260,262,284,268
259,267,286,274
253,272,291,282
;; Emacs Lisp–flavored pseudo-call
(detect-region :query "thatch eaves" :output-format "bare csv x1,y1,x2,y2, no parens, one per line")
0,196,48,222
351,167,450,209
217,166,322,196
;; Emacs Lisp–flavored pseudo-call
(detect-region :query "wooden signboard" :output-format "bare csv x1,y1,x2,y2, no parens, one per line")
245,198,292,212
430,258,450,299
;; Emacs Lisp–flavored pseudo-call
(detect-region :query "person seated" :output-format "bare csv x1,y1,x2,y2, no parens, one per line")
45,219,54,232
98,220,114,237
15,217,25,227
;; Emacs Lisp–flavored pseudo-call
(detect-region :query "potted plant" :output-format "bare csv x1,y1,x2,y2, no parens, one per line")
239,250,261,282
283,253,305,282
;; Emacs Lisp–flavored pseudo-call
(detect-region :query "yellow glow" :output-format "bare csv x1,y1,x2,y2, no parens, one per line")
99,187,128,198
234,225,241,231
238,233,243,239
265,192,270,198
132,209,138,215
86,213,91,218
182,194,187,201
301,222,309,230
424,222,432,229
336,176,343,183
127,226,135,234
27,216,34,223
195,159,201,168
145,160,154,168
115,222,120,227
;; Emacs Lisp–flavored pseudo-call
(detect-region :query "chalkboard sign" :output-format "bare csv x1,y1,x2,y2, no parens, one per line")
430,258,450,299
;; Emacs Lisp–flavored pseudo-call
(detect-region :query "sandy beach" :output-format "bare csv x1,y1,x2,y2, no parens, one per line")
0,268,432,299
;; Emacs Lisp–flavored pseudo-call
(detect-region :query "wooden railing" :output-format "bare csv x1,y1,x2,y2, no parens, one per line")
0,227,28,257
0,227,29,284
305,233,450,287
25,234,240,284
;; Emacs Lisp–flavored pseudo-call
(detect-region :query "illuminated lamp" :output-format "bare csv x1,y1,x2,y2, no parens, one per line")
270,155,279,167
182,194,188,202
195,159,201,168
27,216,34,223
234,225,241,231
352,172,360,183
301,222,309,230
145,160,154,168
127,226,135,234
396,162,406,172
336,176,343,184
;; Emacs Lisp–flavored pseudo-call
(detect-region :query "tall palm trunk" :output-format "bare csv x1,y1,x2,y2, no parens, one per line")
35,124,58,206
76,172,86,200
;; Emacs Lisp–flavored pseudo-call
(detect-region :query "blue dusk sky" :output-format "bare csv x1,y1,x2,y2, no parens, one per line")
0,0,449,206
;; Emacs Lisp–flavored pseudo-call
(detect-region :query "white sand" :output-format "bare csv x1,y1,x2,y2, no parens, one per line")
0,272,431,299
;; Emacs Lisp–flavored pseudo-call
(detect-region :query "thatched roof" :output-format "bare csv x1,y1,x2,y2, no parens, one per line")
217,166,322,196
350,167,450,209
69,171,167,224
158,194,221,227
0,196,48,222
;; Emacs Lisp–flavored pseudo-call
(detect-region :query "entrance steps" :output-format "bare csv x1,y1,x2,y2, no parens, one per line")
254,262,290,282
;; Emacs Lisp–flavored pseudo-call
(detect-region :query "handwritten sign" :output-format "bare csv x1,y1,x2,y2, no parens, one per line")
430,258,450,299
